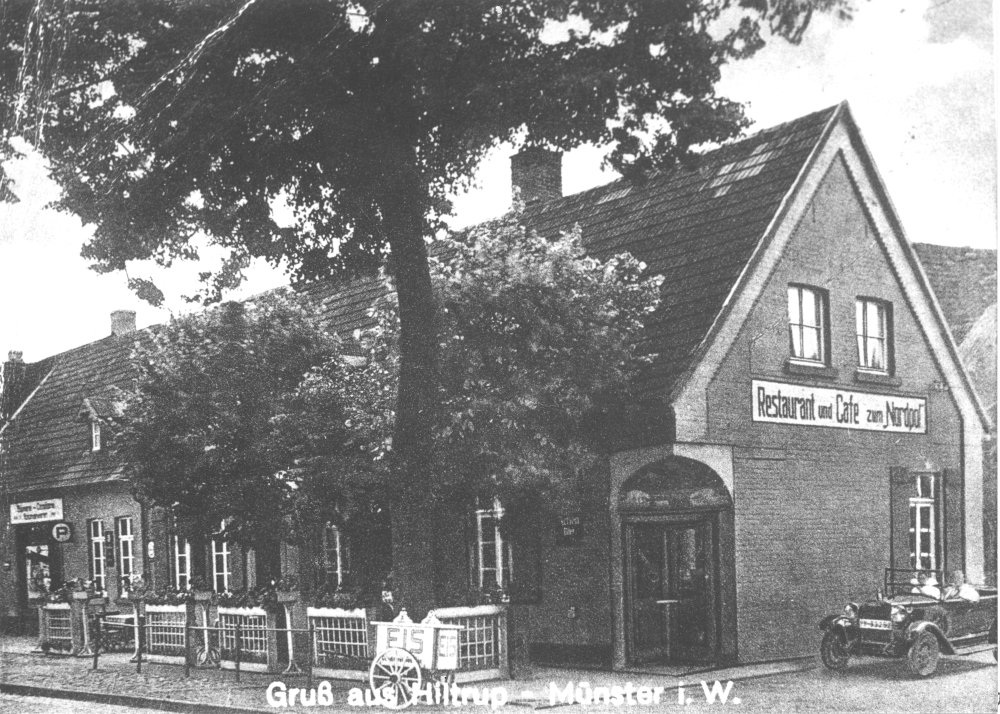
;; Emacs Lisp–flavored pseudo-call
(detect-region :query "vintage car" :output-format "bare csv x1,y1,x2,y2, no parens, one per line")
819,569,998,677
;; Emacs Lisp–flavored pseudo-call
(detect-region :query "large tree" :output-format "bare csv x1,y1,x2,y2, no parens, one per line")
0,0,850,611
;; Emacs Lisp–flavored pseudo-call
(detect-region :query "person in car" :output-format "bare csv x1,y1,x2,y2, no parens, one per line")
919,573,942,599
944,571,980,601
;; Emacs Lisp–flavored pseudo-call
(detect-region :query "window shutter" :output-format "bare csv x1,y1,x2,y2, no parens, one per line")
889,467,912,569
941,468,964,576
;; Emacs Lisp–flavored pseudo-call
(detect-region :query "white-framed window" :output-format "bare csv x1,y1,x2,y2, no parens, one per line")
909,473,937,571
788,285,827,363
322,523,349,589
91,421,101,452
473,498,512,590
172,535,192,590
88,520,106,592
116,517,134,584
212,538,231,592
856,298,891,372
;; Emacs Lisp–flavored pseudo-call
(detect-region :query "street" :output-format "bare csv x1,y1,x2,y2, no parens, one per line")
1,645,995,713
525,650,997,714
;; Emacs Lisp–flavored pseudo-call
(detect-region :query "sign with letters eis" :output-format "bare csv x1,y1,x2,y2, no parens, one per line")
752,379,926,434
10,498,64,524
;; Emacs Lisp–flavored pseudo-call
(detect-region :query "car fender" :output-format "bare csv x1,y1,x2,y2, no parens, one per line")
820,616,856,639
907,621,955,655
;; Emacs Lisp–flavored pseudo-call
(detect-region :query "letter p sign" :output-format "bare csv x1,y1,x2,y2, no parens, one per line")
51,522,72,543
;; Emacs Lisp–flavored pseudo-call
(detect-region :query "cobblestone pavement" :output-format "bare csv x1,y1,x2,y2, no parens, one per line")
0,645,352,711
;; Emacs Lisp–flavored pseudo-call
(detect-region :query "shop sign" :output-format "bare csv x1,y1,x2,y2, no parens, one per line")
10,498,63,524
50,522,73,543
752,379,927,434
557,514,583,545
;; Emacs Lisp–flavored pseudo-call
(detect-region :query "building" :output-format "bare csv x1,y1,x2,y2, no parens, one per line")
912,243,997,584
1,102,991,669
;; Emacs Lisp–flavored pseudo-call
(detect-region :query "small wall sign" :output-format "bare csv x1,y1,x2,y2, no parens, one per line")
147,541,155,559
10,498,63,524
557,514,583,545
50,522,73,543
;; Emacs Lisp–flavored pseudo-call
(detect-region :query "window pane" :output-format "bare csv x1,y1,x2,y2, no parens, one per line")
787,287,800,325
801,289,817,327
867,337,884,370
856,299,864,337
802,326,821,361
867,301,883,339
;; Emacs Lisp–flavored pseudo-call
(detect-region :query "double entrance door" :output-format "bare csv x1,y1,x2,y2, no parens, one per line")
625,516,717,663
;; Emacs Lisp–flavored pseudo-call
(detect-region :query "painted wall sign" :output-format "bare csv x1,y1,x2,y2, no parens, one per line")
50,522,73,543
752,379,927,433
557,514,583,545
10,498,64,524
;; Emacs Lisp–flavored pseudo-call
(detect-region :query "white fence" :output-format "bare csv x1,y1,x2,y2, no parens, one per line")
145,604,186,657
429,604,507,681
218,606,269,668
41,603,73,652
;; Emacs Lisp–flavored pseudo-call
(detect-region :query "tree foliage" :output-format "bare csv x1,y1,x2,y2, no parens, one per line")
111,292,350,546
338,212,663,507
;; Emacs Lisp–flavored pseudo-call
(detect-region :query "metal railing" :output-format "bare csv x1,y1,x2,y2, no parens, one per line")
430,605,505,672
307,607,368,664
92,614,320,686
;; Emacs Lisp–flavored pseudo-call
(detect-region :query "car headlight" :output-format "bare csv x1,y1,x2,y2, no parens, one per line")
891,605,908,623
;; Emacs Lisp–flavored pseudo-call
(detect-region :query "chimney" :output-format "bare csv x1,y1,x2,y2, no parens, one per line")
111,310,137,336
510,147,563,205
2,351,25,421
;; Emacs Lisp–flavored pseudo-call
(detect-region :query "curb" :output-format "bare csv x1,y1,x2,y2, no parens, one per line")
0,682,268,714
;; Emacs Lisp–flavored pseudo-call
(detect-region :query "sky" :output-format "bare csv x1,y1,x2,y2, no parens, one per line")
0,0,995,364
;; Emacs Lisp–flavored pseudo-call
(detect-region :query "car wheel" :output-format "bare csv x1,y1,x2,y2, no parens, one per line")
907,631,940,677
820,629,850,671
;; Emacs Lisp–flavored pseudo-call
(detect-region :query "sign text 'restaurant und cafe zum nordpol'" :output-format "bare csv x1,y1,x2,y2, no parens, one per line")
752,380,926,433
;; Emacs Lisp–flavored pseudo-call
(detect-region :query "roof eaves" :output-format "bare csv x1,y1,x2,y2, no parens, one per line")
0,359,57,438
836,107,992,432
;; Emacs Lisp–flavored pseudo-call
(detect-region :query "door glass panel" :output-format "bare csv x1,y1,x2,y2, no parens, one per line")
670,525,711,658
25,544,51,597
631,525,667,655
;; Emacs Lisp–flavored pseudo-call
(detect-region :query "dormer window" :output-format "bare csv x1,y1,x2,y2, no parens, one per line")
91,421,102,452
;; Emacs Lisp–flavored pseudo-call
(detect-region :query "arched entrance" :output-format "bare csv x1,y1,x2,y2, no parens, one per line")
618,457,734,665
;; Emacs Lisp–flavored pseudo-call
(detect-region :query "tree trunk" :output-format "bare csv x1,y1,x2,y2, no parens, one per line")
384,184,439,619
